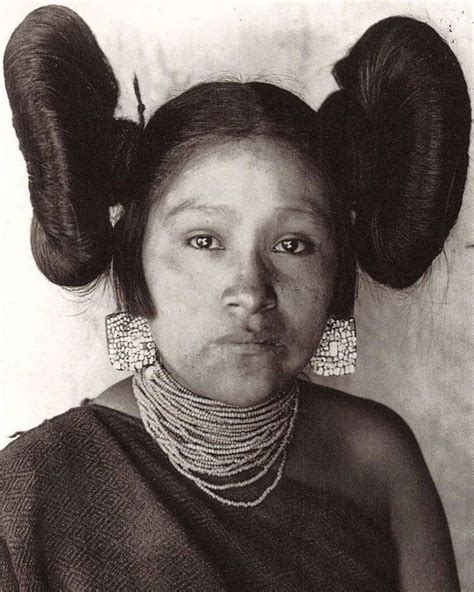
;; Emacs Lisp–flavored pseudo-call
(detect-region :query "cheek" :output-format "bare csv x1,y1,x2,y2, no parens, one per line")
145,249,209,315
276,255,336,346
280,282,331,342
143,248,220,354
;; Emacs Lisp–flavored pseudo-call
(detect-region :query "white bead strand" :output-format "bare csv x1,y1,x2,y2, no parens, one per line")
133,360,299,508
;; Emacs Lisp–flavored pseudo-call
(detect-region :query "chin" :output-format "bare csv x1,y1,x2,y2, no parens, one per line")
164,352,298,407
203,369,291,408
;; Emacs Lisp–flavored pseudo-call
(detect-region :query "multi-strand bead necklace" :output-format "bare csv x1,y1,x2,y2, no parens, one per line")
133,360,299,508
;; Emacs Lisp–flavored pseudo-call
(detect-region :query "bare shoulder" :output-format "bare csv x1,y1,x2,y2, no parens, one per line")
298,378,408,431
93,376,140,418
289,381,413,522
291,379,460,590
292,379,419,484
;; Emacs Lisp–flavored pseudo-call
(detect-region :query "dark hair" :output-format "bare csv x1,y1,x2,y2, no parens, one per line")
113,81,355,317
4,7,471,318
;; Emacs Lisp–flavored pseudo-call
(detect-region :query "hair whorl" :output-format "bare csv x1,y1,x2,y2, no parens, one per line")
326,16,471,288
3,5,136,286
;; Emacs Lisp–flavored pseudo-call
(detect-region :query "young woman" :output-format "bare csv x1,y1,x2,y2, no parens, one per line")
1,5,469,590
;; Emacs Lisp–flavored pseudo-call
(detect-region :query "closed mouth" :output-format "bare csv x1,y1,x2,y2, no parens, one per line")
215,333,285,352
221,343,283,357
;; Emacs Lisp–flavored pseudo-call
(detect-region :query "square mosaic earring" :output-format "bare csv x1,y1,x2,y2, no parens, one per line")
105,312,157,371
310,318,356,376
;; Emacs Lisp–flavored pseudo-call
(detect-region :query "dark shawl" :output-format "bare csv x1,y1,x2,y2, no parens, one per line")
1,405,398,591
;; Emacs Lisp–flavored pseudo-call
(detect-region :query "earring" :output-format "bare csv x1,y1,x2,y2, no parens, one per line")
310,318,356,377
105,312,157,371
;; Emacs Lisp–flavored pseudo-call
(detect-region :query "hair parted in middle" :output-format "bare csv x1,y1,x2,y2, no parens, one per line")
3,6,471,319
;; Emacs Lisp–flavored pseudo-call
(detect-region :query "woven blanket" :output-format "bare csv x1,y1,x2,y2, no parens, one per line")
1,405,397,591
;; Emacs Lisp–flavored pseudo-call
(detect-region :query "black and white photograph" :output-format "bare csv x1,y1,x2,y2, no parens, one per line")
0,1,472,590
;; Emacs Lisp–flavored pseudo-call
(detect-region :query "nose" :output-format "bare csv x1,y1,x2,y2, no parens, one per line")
222,252,277,316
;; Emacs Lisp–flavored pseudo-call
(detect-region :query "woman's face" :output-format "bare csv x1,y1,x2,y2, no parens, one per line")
143,137,336,406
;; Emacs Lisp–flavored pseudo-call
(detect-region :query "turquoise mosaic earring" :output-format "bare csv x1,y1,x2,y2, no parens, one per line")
310,318,357,376
105,313,157,371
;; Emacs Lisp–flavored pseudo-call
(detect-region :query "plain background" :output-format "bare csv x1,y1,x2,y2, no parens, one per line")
0,0,472,589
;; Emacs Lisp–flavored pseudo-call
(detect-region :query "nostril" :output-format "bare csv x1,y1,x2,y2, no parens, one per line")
223,283,277,315
222,257,277,314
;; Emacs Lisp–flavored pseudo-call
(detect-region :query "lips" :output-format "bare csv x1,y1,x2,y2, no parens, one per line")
215,332,284,348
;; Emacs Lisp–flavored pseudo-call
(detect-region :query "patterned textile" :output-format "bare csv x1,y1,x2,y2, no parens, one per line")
0,404,398,591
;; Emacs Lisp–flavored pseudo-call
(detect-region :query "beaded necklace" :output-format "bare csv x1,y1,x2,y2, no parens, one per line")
133,360,299,508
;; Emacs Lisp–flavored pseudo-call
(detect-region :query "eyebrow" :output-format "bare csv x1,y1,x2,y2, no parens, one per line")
163,197,331,224
274,204,330,222
163,199,234,220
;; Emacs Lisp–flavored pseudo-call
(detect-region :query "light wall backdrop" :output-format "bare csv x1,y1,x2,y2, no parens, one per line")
0,1,472,588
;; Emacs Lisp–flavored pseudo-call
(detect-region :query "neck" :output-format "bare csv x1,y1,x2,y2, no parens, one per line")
131,358,300,507
153,354,294,408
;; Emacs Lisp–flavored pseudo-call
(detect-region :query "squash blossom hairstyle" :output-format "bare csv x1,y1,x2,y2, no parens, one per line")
4,6,471,319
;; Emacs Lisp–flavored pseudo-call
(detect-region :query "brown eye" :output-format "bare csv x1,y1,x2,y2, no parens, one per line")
189,235,222,250
273,238,307,254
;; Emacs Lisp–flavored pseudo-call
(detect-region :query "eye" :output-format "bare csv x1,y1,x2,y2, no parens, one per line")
272,238,309,254
188,235,223,250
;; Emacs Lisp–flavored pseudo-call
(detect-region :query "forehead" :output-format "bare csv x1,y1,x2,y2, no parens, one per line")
154,137,329,221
